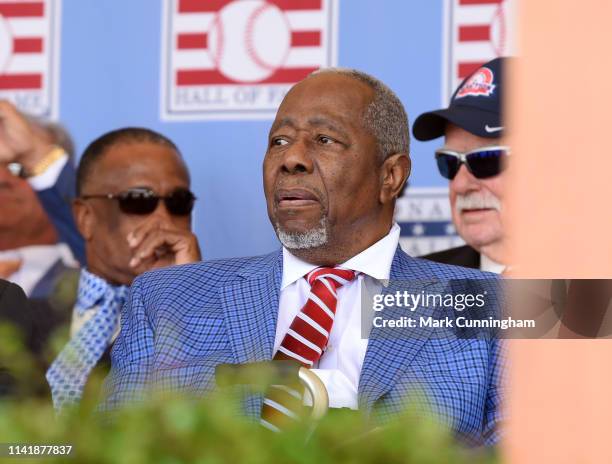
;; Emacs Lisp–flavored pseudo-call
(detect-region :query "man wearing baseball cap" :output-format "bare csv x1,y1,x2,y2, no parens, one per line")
412,57,510,273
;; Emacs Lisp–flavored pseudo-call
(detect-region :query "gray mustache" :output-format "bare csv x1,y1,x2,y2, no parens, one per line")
455,193,501,212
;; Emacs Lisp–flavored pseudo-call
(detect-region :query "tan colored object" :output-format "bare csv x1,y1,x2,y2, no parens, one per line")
298,367,329,420
505,0,612,462
507,8,612,278
0,259,22,279
29,146,66,177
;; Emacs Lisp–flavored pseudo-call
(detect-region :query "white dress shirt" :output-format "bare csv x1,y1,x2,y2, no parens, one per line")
274,223,400,409
480,254,505,274
0,244,77,296
27,154,68,191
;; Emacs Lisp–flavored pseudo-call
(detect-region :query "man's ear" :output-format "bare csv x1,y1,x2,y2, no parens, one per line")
72,199,94,241
380,153,411,203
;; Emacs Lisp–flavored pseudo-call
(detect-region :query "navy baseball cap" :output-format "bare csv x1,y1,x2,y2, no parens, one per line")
412,57,506,141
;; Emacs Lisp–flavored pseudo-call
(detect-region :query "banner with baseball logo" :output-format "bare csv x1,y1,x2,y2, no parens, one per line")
0,0,61,118
161,0,338,120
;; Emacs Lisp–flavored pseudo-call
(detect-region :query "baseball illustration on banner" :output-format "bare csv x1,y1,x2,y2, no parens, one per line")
163,0,338,120
0,0,60,118
0,15,12,73
490,2,507,56
208,0,291,83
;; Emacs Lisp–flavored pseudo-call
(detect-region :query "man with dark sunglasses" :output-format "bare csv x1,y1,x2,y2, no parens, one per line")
46,128,201,410
412,57,510,273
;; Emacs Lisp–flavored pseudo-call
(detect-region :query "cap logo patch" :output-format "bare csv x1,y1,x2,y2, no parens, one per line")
455,67,496,99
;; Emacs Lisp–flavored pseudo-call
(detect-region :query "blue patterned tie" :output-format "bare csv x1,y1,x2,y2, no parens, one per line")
46,269,128,410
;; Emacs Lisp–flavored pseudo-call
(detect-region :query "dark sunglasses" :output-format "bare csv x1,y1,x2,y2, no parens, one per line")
81,187,196,216
434,146,510,180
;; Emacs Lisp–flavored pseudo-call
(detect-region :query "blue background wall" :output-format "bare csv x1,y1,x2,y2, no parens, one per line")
58,0,447,259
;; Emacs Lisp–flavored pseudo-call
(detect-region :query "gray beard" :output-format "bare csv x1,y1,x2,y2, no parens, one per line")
275,218,329,250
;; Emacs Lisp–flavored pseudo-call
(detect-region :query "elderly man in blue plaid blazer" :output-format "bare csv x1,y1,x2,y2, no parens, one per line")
103,68,505,446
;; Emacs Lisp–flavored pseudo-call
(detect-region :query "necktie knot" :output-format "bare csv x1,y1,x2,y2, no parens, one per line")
76,268,128,316
306,267,357,289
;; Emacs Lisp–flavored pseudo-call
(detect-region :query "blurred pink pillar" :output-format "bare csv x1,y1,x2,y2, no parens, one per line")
505,0,612,462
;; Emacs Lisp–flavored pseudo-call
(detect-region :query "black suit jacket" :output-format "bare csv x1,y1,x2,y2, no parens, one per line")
0,279,30,396
0,279,28,309
36,160,85,265
0,278,73,398
421,244,480,270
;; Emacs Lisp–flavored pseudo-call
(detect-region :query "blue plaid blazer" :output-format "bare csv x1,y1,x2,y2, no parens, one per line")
103,247,505,446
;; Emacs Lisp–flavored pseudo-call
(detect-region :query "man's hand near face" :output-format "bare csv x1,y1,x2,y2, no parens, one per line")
126,216,201,272
0,100,54,172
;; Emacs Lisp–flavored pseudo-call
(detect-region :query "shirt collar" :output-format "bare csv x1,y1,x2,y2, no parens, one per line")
0,243,77,268
0,244,78,295
480,253,506,274
281,223,401,289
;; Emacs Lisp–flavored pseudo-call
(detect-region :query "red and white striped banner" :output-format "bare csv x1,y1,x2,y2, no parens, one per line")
442,0,515,104
0,0,60,118
161,0,337,120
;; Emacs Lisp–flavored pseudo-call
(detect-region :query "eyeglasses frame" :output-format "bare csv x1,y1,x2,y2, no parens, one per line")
434,145,511,179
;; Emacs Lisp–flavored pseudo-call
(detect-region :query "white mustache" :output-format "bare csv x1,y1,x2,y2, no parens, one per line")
455,193,501,212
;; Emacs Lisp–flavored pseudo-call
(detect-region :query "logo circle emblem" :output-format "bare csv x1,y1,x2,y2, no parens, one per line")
208,0,292,83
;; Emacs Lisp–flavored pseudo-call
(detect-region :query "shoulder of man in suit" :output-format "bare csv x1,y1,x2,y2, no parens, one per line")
0,278,28,308
46,268,80,315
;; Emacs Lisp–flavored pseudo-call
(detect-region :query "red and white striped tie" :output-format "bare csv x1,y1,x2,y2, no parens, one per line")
261,267,357,431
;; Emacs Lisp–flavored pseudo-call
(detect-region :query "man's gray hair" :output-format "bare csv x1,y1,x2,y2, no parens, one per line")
311,67,410,161
25,114,76,160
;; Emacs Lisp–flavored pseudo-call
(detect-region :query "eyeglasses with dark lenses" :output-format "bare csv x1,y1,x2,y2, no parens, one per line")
434,146,510,180
81,187,196,216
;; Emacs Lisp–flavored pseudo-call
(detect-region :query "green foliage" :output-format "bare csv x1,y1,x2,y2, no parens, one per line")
0,325,498,464
0,391,498,464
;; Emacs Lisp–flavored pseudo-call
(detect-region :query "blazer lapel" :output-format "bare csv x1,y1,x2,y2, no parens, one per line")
220,251,283,364
358,248,440,411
